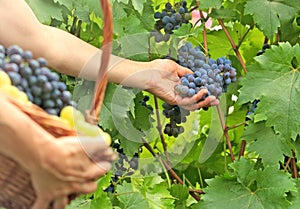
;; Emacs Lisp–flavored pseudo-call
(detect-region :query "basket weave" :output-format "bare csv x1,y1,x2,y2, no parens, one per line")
0,0,113,208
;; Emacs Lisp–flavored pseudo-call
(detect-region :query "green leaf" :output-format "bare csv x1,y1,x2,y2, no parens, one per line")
288,179,300,208
198,0,223,9
94,173,113,198
170,184,190,209
194,158,296,209
173,24,192,37
243,121,292,166
117,32,149,60
67,197,91,209
132,92,153,131
167,108,201,162
116,181,150,209
239,43,300,140
245,0,299,38
199,95,226,163
90,193,112,209
132,0,147,13
116,133,142,157
98,83,134,130
132,175,175,209
26,0,63,23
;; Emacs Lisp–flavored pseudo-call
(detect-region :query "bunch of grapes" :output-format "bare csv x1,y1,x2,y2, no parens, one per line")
140,95,154,114
105,142,139,193
256,43,271,56
162,42,237,137
175,42,237,97
0,45,76,115
152,1,191,42
162,103,188,137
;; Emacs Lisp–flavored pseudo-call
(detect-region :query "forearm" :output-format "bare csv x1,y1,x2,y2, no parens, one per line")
0,93,54,172
11,24,154,89
0,0,155,89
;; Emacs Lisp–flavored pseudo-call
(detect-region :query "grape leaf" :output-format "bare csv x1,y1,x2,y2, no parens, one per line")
239,43,300,140
26,0,63,23
173,24,192,37
94,173,113,198
132,0,147,13
243,121,292,166
288,179,300,209
116,182,149,209
113,1,128,21
131,175,175,209
245,0,299,38
169,184,190,209
162,108,200,166
90,194,112,209
115,0,129,4
194,158,296,209
198,0,223,9
138,1,156,32
67,197,94,209
131,92,153,131
116,133,142,157
199,95,226,163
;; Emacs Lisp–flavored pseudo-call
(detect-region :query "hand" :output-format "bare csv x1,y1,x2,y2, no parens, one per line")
30,135,116,209
146,59,219,110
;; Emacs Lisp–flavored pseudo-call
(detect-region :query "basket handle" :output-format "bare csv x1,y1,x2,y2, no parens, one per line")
85,0,113,125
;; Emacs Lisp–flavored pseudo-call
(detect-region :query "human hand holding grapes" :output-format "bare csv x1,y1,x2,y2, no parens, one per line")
146,59,219,110
31,135,116,209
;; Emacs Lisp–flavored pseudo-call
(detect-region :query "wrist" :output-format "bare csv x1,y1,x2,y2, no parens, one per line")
107,59,159,90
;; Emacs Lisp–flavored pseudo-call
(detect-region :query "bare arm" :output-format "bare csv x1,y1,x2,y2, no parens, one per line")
0,0,218,109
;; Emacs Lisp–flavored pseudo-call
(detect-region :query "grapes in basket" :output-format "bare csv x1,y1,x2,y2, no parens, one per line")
0,44,111,144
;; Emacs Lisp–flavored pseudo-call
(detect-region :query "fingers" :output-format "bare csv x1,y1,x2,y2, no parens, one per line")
53,197,68,209
175,89,219,111
32,181,98,209
70,181,98,194
80,161,112,180
78,136,113,159
92,146,117,162
180,96,219,110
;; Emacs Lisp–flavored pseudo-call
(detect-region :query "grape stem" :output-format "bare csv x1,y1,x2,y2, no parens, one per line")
199,10,209,57
292,151,299,178
226,122,248,130
238,140,246,159
237,25,253,49
141,138,202,202
217,19,248,74
216,104,235,162
283,157,292,173
153,96,170,163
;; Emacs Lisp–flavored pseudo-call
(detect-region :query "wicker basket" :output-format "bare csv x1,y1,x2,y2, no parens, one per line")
0,0,113,208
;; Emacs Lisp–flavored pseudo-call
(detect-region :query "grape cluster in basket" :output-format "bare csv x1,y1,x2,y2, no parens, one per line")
0,44,111,143
0,44,76,116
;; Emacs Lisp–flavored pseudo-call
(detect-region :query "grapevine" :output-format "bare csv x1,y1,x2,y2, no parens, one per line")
1,0,300,208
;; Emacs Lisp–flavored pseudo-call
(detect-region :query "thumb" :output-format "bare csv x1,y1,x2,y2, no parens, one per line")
78,135,109,153
177,65,193,77
31,197,49,209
